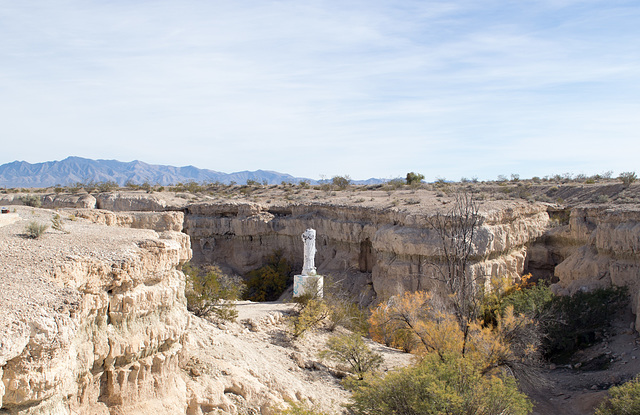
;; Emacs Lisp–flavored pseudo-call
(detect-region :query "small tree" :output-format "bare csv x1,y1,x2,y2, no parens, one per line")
427,192,482,355
405,172,425,185
320,333,383,380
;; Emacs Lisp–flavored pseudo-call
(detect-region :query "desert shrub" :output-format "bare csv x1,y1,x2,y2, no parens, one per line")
595,376,640,415
244,251,292,302
486,281,628,360
25,221,48,238
96,181,119,192
542,286,628,360
405,172,424,185
20,195,41,207
383,178,405,190
184,263,242,321
297,180,310,189
331,175,351,190
51,213,68,233
618,171,637,188
320,333,383,380
348,353,532,415
290,298,329,338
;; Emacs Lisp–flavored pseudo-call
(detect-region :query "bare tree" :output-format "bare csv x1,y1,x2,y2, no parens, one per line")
427,192,483,355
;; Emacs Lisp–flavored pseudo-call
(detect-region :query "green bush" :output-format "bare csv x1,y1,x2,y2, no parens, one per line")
320,333,383,380
596,376,640,415
331,175,351,190
244,251,292,302
542,286,628,359
290,299,329,338
20,195,41,207
348,353,532,415
184,263,242,321
405,172,425,185
25,221,48,239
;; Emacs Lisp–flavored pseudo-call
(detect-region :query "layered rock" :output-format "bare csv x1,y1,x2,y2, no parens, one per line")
548,206,640,328
0,207,191,414
69,209,185,232
183,201,550,301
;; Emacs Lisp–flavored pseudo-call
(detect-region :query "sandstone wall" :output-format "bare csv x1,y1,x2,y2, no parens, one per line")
183,201,550,301
550,206,640,329
0,193,97,209
69,209,185,232
0,210,192,414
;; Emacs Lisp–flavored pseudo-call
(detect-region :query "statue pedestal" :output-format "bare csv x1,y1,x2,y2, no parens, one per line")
293,274,324,298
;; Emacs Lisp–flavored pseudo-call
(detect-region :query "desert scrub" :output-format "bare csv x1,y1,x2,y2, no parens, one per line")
184,263,243,321
348,353,532,415
595,376,640,415
320,333,383,380
290,298,329,338
243,250,292,302
618,171,637,188
51,213,68,233
20,195,41,207
25,221,48,239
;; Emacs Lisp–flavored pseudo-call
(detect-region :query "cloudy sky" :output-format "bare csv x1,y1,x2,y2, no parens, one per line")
1,1,638,181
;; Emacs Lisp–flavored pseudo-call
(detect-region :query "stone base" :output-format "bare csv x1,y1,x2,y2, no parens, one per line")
293,275,324,298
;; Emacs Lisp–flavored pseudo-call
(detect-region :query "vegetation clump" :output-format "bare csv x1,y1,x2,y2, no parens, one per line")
348,353,532,415
25,221,48,239
20,195,41,207
184,262,243,321
320,333,382,380
595,376,640,415
405,171,424,185
243,250,292,302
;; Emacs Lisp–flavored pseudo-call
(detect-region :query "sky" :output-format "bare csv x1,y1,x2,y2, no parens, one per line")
1,1,639,182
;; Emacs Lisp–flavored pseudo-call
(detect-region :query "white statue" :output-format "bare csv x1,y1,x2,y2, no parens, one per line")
301,228,316,276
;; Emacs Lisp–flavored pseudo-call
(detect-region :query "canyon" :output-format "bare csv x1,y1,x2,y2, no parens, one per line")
1,183,639,414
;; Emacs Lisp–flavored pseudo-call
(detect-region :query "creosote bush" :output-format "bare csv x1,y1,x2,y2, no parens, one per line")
595,375,640,415
184,262,243,321
25,221,48,239
320,333,383,380
290,298,330,338
348,353,532,415
618,171,637,188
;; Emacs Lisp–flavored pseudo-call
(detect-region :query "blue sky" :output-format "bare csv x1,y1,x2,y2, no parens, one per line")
1,1,638,181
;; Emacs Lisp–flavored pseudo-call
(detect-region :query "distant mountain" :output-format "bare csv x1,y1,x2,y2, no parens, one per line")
0,157,316,188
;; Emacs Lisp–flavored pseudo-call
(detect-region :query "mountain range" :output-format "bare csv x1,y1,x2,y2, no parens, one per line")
0,157,382,188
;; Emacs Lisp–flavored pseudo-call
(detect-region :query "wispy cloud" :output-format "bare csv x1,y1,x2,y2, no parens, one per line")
0,0,638,180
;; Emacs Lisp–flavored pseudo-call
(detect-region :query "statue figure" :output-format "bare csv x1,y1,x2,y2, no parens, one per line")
301,228,316,276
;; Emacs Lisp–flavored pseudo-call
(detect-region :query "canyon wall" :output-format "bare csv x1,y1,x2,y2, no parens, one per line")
544,206,640,328
0,209,191,414
183,201,551,301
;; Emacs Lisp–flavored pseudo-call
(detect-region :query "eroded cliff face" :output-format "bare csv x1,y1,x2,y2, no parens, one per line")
183,201,550,301
544,206,640,328
0,208,191,414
